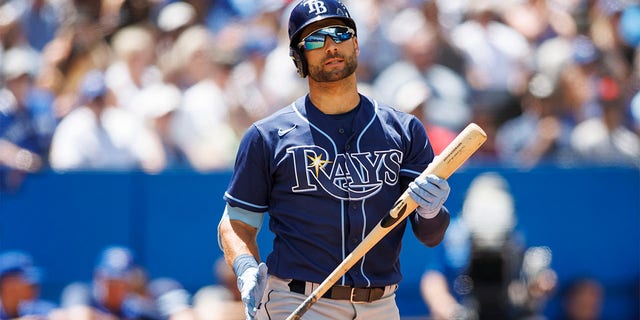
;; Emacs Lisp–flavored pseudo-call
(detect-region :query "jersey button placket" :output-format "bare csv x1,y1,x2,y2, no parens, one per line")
346,200,363,253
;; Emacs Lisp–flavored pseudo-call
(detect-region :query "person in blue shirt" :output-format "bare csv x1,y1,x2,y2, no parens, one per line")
59,246,158,320
0,46,56,191
0,250,57,319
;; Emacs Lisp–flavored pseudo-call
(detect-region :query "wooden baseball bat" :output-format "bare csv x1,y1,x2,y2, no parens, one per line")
286,122,487,320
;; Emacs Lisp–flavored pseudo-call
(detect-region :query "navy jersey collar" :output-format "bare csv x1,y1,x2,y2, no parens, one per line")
293,94,377,128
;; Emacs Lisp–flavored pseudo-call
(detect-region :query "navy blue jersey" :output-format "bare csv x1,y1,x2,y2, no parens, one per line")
224,94,447,287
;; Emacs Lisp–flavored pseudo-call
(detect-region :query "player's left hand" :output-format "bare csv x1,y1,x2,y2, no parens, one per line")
237,262,268,320
408,174,450,219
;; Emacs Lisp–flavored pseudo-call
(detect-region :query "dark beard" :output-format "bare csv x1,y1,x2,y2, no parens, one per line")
308,52,358,82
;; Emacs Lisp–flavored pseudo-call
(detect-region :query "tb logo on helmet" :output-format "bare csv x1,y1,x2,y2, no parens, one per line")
304,0,328,15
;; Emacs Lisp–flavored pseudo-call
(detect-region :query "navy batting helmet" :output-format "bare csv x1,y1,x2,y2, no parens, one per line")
288,0,357,77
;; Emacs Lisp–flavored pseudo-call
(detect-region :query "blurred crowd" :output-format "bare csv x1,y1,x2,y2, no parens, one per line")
1,0,639,191
0,246,608,320
0,247,245,320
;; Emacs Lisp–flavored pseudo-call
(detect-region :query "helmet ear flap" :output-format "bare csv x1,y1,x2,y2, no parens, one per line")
290,47,308,78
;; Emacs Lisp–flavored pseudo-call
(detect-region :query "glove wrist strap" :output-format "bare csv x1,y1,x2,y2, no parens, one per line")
416,206,440,219
233,254,258,276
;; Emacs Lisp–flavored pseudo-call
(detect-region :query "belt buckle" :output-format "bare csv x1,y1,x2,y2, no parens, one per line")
349,287,372,303
349,287,359,303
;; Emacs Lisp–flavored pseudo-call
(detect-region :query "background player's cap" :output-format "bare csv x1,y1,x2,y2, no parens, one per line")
94,246,136,279
0,250,43,284
288,0,356,48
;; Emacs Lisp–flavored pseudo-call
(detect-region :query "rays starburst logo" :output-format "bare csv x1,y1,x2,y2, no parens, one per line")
307,154,332,178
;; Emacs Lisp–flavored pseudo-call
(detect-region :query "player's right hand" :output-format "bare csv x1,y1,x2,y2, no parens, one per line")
237,262,268,319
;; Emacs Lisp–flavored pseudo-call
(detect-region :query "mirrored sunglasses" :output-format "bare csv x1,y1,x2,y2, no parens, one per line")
298,26,355,51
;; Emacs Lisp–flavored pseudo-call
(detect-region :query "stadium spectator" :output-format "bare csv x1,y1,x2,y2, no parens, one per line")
254,2,308,117
148,277,196,320
2,0,71,52
191,257,244,320
37,11,114,120
49,69,166,172
0,46,56,191
58,246,157,320
447,0,535,161
570,76,640,166
154,1,198,85
449,0,531,100
563,35,606,122
129,82,190,170
343,0,406,82
559,277,605,320
495,73,575,167
227,13,286,125
0,250,57,319
627,42,640,132
0,2,28,52
374,7,471,133
105,24,162,111
169,25,239,172
500,0,560,46
421,172,557,320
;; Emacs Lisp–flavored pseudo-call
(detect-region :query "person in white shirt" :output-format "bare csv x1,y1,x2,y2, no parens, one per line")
449,1,531,94
570,76,640,166
104,25,163,111
49,69,165,172
168,26,239,172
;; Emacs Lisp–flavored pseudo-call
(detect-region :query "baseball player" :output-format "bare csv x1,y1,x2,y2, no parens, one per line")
217,0,451,319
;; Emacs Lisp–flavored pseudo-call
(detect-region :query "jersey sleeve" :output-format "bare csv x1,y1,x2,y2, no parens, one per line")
399,115,434,188
223,125,272,212
411,206,450,247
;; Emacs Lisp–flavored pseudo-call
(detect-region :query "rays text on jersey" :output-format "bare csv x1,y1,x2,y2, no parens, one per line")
287,145,403,200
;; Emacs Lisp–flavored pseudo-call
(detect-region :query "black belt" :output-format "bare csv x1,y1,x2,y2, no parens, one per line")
288,279,386,303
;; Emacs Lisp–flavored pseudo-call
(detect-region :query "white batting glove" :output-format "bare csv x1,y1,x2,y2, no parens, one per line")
408,174,450,219
236,260,268,320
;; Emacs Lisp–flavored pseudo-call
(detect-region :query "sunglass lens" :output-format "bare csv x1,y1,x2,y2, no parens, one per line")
330,27,353,42
302,27,353,51
304,34,327,51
